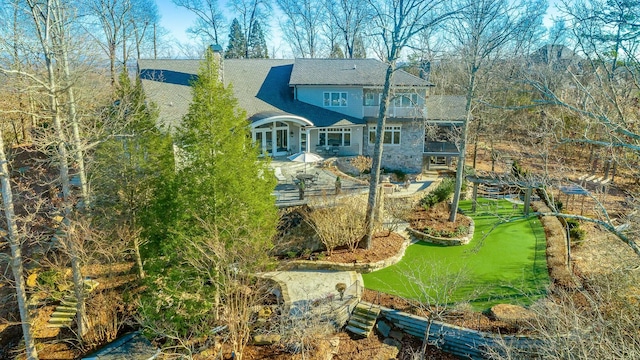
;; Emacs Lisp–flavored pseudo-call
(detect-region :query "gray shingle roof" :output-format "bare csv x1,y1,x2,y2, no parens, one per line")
425,96,467,121
289,58,433,87
138,58,365,129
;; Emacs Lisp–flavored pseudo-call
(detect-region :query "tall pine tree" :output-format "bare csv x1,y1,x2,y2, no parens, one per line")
247,21,268,58
139,49,278,354
226,18,247,58
92,69,175,278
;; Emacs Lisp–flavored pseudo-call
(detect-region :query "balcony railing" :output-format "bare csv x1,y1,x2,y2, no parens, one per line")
424,141,459,154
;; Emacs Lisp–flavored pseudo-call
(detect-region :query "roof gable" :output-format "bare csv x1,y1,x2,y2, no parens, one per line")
138,58,364,129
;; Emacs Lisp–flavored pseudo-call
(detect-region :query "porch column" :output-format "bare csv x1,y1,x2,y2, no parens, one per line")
305,128,310,152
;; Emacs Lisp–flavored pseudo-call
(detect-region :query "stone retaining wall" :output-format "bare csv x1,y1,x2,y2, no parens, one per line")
282,234,414,273
406,216,475,246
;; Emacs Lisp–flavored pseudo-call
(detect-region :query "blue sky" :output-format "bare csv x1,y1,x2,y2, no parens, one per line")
156,0,562,59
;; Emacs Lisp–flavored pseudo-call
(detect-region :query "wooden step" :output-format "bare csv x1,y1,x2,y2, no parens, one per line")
61,299,77,307
46,323,70,329
51,311,75,318
354,306,380,318
48,317,73,325
347,318,375,331
345,325,370,338
55,306,76,312
350,313,377,325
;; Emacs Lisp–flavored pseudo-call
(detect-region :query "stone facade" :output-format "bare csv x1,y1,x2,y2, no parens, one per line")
363,120,424,173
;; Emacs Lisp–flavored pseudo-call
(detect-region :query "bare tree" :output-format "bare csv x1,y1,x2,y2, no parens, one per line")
362,0,457,249
129,0,161,60
326,0,373,58
305,196,368,255
276,0,326,58
0,126,38,360
86,0,133,86
446,0,547,222
25,0,90,339
489,271,640,359
508,0,640,256
173,0,226,45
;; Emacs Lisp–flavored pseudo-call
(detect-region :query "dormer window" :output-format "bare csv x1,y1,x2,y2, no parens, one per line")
323,92,347,107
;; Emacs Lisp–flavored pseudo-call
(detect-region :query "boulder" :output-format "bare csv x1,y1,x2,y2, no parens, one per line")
253,334,281,346
376,320,391,337
389,330,404,341
490,304,536,325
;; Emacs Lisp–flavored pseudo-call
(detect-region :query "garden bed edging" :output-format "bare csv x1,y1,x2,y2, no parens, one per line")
406,216,475,246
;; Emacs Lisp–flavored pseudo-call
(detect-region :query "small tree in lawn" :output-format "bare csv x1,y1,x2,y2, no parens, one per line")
140,48,278,359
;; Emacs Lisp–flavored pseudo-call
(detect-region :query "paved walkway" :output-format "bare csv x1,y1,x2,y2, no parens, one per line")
270,156,439,207
261,270,362,317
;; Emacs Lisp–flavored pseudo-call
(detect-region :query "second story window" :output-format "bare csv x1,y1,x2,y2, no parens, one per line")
392,93,418,107
363,89,380,106
324,92,347,107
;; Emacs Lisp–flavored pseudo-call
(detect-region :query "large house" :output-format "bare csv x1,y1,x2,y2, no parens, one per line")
138,49,465,173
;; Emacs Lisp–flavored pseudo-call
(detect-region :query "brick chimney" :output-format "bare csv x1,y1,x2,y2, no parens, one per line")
209,44,224,82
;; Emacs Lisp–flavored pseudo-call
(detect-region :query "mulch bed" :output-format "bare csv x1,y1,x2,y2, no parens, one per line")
320,231,406,264
409,202,471,236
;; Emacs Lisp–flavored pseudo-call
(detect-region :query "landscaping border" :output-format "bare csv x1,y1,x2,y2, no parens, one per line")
531,201,580,289
368,302,540,360
281,232,414,273
406,216,475,246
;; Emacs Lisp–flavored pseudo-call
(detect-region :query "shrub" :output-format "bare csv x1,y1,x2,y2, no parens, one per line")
512,160,527,179
420,178,455,210
570,227,586,242
350,155,372,174
566,218,579,229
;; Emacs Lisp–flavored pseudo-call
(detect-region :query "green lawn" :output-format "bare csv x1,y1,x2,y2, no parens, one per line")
363,198,549,310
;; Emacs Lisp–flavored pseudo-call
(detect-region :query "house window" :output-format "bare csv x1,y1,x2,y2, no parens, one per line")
318,128,352,146
363,89,380,106
392,93,418,107
323,92,347,107
369,126,401,145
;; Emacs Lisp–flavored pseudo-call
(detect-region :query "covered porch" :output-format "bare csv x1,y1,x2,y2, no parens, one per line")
250,112,364,158
251,113,313,157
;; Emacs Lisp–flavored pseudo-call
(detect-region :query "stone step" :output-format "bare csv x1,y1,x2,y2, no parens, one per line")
345,325,369,338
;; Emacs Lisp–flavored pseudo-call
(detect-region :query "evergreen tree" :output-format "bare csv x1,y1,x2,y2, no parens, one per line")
247,21,268,58
330,43,345,58
226,18,247,58
353,35,367,58
139,49,278,350
92,69,175,278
